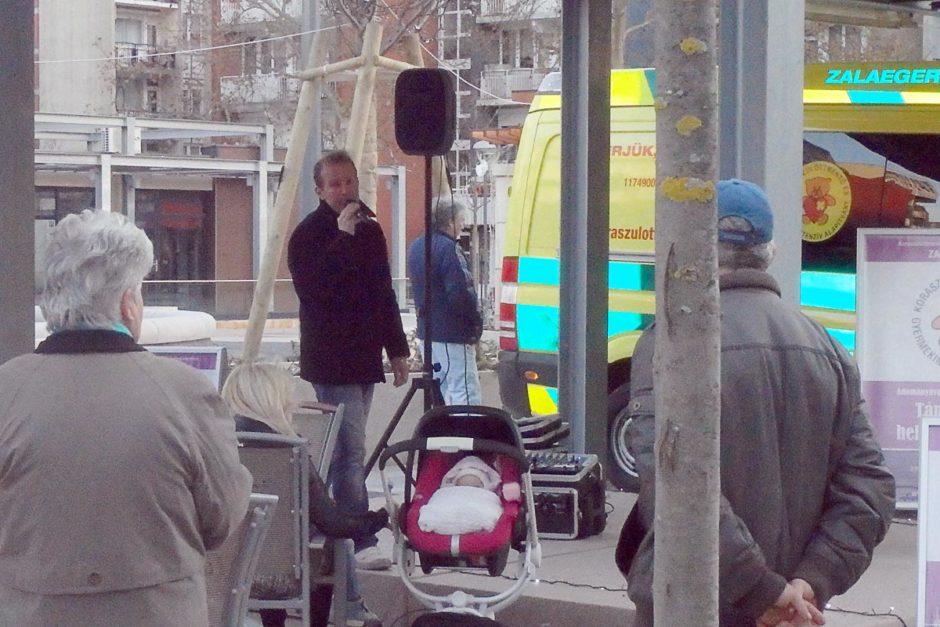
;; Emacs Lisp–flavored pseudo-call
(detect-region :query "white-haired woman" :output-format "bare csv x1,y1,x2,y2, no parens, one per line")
0,210,252,626
222,362,388,627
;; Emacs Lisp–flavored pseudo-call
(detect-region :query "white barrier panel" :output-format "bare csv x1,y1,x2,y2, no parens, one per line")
918,418,940,626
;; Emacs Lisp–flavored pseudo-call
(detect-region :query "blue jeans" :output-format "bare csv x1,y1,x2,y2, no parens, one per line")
312,383,376,552
425,341,482,405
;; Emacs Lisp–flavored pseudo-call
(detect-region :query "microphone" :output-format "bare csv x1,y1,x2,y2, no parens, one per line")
352,201,374,222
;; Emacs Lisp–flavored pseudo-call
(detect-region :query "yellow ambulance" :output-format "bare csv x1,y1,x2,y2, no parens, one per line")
497,62,940,490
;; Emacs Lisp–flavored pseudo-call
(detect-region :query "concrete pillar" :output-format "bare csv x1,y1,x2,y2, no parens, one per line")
719,0,804,305
388,166,407,310
123,175,137,223
559,1,611,456
925,15,940,59
0,0,34,363
252,170,269,278
95,154,112,211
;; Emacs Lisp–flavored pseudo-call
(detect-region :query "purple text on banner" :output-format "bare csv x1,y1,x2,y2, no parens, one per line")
865,234,940,263
156,352,217,371
863,380,938,448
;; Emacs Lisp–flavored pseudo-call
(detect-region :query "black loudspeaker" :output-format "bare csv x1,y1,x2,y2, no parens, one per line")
394,68,456,156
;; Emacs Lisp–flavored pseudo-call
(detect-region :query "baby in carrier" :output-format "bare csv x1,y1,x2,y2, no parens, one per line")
417,455,521,536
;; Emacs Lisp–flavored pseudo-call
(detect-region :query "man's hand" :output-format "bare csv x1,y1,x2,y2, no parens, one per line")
391,356,409,387
338,201,361,235
756,579,825,627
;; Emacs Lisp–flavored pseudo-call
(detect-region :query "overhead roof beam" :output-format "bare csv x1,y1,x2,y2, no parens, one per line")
810,0,938,20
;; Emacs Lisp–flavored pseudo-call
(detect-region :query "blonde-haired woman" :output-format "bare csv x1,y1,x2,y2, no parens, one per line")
223,362,387,627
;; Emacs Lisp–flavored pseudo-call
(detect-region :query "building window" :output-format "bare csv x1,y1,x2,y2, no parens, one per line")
243,38,259,74
242,38,284,75
115,18,143,45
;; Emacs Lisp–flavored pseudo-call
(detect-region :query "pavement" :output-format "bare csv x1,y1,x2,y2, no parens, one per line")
212,321,919,627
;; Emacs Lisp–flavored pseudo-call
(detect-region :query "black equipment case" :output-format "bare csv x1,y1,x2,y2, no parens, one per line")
527,452,607,540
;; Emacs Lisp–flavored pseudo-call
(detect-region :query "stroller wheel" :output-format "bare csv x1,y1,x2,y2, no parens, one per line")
485,544,510,576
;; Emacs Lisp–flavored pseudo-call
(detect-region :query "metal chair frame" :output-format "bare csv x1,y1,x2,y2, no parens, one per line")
238,401,349,626
205,492,279,627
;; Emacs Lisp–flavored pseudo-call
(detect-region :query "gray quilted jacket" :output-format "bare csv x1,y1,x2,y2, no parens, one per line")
624,268,895,626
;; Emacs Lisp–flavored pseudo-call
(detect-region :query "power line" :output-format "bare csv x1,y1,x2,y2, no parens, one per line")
36,24,338,65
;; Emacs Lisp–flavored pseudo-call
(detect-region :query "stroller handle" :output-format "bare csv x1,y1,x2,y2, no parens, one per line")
377,437,530,471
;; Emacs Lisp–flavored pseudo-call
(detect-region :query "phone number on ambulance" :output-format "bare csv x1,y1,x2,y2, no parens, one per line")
624,177,656,188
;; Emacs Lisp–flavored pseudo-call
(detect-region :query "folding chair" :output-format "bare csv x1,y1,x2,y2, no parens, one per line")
205,493,279,627
293,401,345,481
237,432,350,627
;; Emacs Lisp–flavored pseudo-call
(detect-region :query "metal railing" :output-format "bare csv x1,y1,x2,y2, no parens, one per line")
114,42,176,70
219,74,301,106
141,277,413,319
478,0,561,20
480,66,550,101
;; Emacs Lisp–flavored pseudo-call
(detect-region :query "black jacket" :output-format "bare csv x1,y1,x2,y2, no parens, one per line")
407,230,482,344
288,201,409,384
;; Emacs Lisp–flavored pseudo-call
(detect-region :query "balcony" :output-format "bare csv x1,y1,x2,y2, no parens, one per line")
220,73,301,108
477,65,549,105
115,0,178,9
114,42,176,76
477,0,561,24
220,0,301,26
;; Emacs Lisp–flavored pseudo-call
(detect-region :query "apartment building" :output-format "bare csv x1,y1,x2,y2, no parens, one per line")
34,0,284,318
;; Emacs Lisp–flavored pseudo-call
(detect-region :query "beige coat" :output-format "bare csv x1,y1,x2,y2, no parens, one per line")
0,331,253,627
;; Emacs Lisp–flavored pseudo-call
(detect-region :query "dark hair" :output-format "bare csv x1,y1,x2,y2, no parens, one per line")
313,150,356,188
432,200,466,233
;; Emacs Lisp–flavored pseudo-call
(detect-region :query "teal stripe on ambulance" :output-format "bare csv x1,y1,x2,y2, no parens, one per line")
847,90,904,104
800,271,855,311
515,257,857,352
542,386,559,406
516,304,646,352
517,256,647,290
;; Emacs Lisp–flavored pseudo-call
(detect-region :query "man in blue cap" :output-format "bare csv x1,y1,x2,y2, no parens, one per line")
617,179,896,626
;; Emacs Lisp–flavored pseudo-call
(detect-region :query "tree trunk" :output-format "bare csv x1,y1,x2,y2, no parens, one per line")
652,1,721,625
611,0,628,68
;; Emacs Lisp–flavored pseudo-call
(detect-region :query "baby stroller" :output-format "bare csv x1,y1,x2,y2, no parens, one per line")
378,405,541,622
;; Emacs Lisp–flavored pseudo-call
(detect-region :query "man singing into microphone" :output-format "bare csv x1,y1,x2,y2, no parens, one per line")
288,150,410,572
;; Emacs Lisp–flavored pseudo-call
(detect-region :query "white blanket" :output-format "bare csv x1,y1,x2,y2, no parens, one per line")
417,485,503,535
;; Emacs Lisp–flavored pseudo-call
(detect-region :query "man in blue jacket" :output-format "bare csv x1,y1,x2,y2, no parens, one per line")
408,200,483,405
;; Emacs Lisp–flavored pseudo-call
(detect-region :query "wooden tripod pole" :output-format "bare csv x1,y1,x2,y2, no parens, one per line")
241,32,326,361
345,21,383,169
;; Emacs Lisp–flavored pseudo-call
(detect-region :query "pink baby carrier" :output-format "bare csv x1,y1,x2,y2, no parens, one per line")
379,406,542,621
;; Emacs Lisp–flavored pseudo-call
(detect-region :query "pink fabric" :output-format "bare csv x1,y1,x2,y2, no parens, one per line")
404,452,522,556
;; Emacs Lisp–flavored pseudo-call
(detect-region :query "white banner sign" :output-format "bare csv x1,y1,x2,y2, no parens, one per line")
856,229,940,508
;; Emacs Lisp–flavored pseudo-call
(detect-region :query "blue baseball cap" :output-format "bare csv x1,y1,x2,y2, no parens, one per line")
716,179,773,245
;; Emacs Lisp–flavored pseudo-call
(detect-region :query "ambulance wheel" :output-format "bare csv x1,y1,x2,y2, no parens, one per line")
607,383,640,493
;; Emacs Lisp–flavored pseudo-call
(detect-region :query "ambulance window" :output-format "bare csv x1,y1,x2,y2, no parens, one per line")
801,131,940,274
